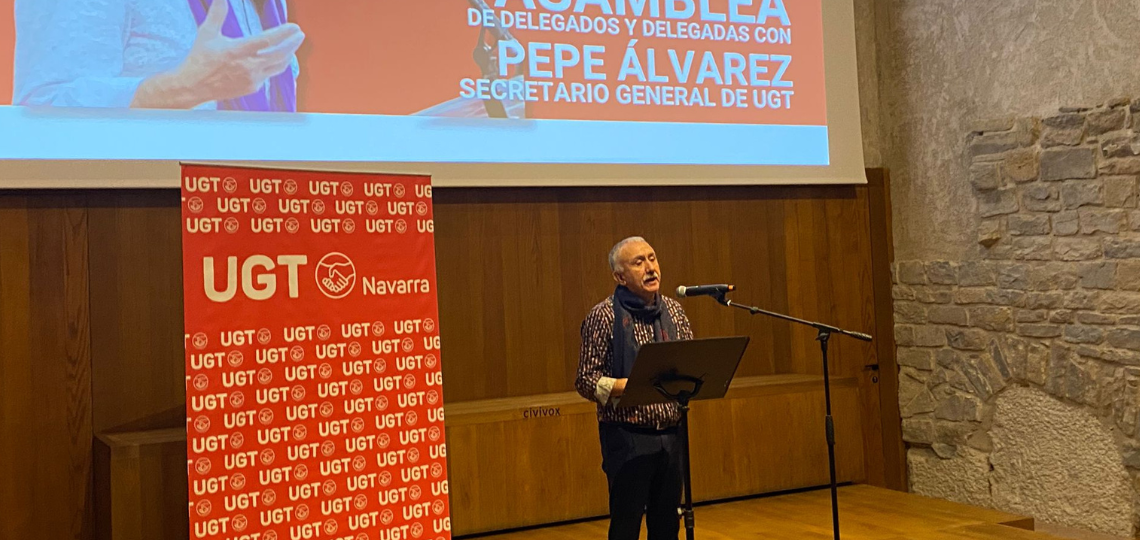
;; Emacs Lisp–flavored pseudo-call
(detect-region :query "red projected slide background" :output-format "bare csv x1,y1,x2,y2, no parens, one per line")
1,2,11,103
1,0,824,126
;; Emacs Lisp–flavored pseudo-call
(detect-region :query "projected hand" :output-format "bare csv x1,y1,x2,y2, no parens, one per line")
132,0,305,109
184,0,305,99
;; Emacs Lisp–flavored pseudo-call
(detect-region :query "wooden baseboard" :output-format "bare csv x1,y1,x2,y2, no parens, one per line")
92,374,865,537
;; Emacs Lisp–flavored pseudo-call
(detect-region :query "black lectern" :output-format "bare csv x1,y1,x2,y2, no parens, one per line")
618,336,750,540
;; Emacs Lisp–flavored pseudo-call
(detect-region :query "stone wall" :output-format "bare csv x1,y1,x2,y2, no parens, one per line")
896,101,1140,537
873,0,1140,262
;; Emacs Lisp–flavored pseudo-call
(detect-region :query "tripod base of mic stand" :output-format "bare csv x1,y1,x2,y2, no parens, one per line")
714,292,857,540
654,378,702,540
678,405,695,540
621,338,749,540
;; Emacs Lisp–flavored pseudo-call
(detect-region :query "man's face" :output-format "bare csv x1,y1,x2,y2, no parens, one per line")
613,240,661,300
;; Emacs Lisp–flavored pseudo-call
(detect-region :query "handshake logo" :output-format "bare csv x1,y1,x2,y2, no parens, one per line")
315,253,356,299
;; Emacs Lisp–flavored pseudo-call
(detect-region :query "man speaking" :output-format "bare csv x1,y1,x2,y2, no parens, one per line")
575,236,693,540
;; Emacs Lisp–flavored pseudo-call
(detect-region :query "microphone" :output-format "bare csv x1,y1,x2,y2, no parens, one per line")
675,284,735,298
467,0,517,118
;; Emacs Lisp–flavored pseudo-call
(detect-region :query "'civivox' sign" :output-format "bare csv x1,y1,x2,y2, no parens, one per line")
181,165,450,540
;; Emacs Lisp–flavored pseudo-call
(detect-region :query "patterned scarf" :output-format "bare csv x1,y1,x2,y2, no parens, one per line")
611,285,678,379
188,0,298,112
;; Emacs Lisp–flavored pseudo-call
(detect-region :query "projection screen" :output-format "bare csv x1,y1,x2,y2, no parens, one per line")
0,0,865,188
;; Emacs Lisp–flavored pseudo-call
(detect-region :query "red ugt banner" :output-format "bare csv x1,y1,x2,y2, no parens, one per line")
181,165,450,540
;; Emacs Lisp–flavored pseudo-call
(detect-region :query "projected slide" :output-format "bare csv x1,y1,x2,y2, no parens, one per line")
0,0,828,165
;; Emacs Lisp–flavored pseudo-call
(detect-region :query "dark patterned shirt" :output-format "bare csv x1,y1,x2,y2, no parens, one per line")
575,296,693,429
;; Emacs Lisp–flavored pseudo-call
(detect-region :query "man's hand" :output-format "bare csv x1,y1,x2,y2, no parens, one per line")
611,378,628,399
133,0,305,109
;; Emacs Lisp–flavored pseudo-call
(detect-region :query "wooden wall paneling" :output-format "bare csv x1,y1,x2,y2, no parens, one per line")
93,438,113,540
33,196,94,540
434,185,883,404
857,365,887,489
842,178,888,489
555,193,613,389
643,194,694,282
433,195,496,402
482,196,529,398
688,383,865,501
0,193,93,540
676,191,723,370
812,186,884,488
832,188,880,378
817,187,863,377
443,376,865,536
792,191,829,376
551,190,623,399
697,191,784,378
499,197,568,397
87,190,185,433
775,187,879,380
0,176,900,539
781,192,826,376
761,193,795,375
866,169,907,490
94,430,188,540
0,195,34,538
682,196,739,358
57,198,95,540
76,376,867,540
821,190,857,376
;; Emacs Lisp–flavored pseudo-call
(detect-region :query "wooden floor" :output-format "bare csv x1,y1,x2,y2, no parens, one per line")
465,485,1061,540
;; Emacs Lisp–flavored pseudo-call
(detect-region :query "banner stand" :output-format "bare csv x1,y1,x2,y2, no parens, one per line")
181,164,451,540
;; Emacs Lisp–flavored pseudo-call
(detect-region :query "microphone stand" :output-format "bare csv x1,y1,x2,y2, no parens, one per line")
468,0,527,118
713,293,871,540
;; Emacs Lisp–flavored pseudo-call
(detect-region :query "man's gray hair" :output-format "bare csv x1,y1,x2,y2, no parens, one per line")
609,236,646,272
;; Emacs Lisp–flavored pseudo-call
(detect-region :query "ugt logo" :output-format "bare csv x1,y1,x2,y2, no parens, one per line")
202,255,308,302
315,252,356,299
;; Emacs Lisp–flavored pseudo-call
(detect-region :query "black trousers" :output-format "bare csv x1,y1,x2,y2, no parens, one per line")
599,423,683,540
